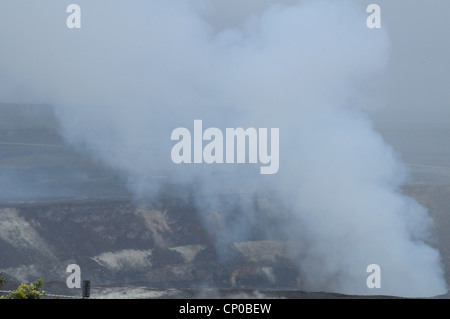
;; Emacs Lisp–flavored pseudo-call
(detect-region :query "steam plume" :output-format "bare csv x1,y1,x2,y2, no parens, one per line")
0,0,446,297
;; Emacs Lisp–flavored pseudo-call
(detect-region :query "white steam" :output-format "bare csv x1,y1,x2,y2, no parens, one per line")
0,0,446,296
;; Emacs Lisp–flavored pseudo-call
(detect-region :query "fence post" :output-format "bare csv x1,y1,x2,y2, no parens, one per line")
82,280,90,299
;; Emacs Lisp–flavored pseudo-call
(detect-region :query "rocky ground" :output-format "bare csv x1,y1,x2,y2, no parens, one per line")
0,104,449,299
0,185,448,300
0,196,300,294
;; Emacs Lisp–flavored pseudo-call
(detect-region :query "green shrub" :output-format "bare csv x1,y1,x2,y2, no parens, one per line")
0,278,46,299
0,274,5,290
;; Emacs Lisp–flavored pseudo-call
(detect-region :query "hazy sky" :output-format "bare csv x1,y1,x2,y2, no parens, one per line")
203,0,450,126
1,0,448,127
371,0,450,126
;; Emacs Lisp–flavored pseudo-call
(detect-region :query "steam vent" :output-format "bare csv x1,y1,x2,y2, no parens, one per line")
0,104,449,298
0,104,301,298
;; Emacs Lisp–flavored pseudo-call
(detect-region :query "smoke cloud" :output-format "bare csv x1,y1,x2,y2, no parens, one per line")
0,0,447,296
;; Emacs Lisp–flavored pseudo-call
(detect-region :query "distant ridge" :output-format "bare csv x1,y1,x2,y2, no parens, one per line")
0,103,58,131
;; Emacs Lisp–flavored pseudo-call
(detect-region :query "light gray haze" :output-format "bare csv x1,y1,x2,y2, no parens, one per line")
0,0,448,297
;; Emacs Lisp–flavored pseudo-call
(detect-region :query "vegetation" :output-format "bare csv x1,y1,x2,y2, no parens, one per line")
0,274,5,290
0,277,46,299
